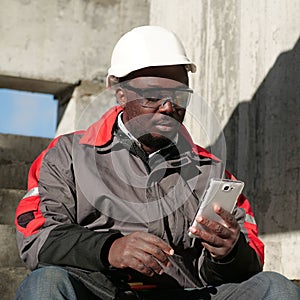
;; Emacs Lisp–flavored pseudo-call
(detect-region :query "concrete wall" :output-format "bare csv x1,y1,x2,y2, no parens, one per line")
0,0,150,125
0,0,150,86
150,0,300,278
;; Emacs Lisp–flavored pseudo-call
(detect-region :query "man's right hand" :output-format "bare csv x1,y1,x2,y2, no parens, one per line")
108,232,174,277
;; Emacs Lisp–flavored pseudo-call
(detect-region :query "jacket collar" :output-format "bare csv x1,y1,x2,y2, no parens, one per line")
79,106,122,146
79,105,219,161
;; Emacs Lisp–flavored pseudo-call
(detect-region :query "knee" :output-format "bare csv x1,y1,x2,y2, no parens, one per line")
15,266,75,299
258,271,293,286
254,271,300,299
28,266,70,286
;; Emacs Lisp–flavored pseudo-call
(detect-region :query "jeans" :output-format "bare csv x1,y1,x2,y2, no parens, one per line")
14,266,98,300
15,266,300,300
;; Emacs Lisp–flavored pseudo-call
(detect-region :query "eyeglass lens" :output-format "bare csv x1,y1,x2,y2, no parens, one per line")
141,89,191,108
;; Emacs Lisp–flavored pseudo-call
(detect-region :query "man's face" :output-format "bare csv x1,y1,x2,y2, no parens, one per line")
119,65,191,151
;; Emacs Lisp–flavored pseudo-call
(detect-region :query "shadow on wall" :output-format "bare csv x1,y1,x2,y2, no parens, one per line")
217,37,300,235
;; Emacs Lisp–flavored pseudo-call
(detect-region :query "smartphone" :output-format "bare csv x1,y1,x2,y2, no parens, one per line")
188,178,244,238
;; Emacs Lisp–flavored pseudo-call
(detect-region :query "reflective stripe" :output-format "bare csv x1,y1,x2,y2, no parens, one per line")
245,214,256,225
22,187,39,199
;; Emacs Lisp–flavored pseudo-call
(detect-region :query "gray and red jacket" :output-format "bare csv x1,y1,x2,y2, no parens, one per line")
15,105,264,290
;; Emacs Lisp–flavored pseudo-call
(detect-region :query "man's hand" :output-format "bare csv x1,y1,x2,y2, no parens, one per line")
108,232,174,277
189,205,240,260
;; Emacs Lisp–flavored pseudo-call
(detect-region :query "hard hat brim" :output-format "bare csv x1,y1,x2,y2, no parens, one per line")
108,62,196,79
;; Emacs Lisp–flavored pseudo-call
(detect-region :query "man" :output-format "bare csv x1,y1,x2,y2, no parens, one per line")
15,26,300,299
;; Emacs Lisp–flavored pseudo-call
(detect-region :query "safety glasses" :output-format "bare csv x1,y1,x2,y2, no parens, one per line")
122,79,193,109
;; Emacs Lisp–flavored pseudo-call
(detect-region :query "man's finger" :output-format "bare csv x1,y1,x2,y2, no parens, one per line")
140,232,174,256
128,256,155,277
214,205,237,228
132,249,165,275
189,225,224,247
193,215,231,239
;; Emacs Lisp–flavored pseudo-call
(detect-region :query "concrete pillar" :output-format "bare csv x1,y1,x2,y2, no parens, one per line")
150,0,300,278
56,81,117,135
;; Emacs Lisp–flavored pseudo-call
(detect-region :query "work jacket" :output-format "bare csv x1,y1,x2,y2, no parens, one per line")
15,106,264,297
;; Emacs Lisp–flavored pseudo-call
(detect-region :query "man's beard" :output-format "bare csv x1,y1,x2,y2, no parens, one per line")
138,133,174,152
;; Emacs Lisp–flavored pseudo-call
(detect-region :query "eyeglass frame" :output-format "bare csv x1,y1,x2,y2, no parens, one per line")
121,82,193,109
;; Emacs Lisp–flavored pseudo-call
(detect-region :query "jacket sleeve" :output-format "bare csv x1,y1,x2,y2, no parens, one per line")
15,134,122,271
198,170,265,285
199,232,263,285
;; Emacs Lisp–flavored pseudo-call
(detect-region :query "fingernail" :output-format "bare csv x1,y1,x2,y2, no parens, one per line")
169,249,174,255
197,216,203,223
215,205,221,212
189,227,196,233
159,269,164,275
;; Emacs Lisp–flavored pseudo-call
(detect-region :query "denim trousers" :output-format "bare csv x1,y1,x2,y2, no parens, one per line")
15,266,300,300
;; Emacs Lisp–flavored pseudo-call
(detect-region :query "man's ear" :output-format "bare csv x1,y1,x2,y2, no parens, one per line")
116,88,127,107
107,75,119,88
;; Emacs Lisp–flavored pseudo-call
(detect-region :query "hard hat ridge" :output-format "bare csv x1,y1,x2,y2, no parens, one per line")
107,25,196,80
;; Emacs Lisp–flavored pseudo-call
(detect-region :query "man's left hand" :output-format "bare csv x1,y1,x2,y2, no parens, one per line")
189,205,240,260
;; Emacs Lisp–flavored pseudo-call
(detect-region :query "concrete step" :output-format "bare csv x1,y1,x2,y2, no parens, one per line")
0,267,29,300
0,160,30,190
0,189,26,225
0,134,51,189
0,225,24,268
0,134,51,163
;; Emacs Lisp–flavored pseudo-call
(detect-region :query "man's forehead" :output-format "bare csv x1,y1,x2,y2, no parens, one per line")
122,65,189,85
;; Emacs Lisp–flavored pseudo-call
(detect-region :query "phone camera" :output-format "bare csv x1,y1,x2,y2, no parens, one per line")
223,185,231,191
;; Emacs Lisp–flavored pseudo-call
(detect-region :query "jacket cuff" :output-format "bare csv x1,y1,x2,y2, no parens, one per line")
100,231,123,268
38,224,124,272
200,233,262,285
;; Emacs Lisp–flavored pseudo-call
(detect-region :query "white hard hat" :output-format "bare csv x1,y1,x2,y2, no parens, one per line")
107,25,196,79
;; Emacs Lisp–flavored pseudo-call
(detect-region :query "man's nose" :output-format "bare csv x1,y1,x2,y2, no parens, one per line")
158,98,174,113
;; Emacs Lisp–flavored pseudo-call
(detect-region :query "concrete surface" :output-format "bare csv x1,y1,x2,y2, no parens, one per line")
56,80,116,135
0,225,24,268
0,0,150,87
0,267,29,300
0,189,26,225
0,134,51,189
0,134,52,299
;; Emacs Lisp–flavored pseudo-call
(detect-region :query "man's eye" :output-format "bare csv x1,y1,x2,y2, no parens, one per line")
145,97,160,102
